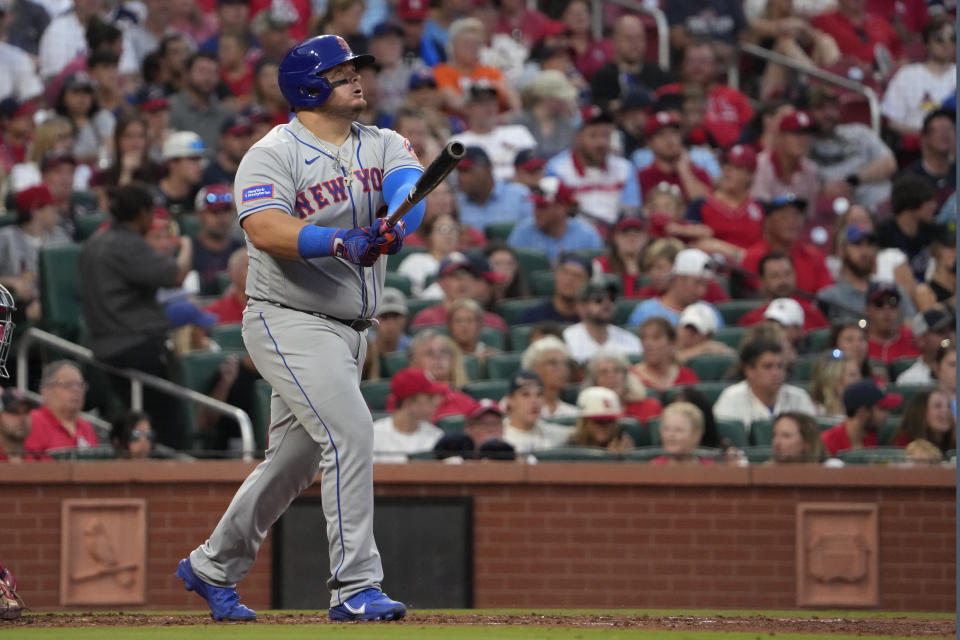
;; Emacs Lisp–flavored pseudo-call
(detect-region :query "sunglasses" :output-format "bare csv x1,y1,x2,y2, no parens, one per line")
869,296,900,309
204,192,233,206
588,295,613,305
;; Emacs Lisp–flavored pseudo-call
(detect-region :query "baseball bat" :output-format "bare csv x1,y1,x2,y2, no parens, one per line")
384,141,466,227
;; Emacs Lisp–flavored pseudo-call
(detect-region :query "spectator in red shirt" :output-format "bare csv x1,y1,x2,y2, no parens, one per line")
217,33,255,102
811,0,901,66
632,317,699,393
820,379,901,455
23,361,99,458
652,401,713,465
593,218,648,299
410,252,507,331
741,194,834,295
637,111,713,204
403,330,477,421
738,251,830,331
655,41,754,149
771,411,828,463
205,247,247,325
686,144,764,255
865,281,921,363
0,388,38,462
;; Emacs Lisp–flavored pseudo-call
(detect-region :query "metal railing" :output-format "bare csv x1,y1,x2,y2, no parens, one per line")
15,328,256,461
591,0,670,71
730,42,881,134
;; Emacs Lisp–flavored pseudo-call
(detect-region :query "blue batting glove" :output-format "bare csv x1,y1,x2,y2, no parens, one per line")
332,227,380,267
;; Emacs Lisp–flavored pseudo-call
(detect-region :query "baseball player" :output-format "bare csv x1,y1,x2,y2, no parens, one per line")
176,35,426,622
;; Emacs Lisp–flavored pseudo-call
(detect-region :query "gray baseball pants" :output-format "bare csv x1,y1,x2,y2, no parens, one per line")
189,299,383,607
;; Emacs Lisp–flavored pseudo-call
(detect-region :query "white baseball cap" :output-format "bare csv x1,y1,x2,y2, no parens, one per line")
577,386,623,419
162,131,206,161
678,302,718,335
671,248,714,278
764,298,804,327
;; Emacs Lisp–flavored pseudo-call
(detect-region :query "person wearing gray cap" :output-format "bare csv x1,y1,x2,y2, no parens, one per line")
363,288,411,380
0,388,39,462
895,306,955,385
502,370,571,454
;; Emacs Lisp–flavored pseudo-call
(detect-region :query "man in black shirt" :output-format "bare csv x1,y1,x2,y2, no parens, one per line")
876,174,938,282
900,109,956,206
519,254,590,324
590,15,672,112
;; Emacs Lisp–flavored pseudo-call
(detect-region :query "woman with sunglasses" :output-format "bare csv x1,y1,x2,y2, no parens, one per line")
110,410,156,459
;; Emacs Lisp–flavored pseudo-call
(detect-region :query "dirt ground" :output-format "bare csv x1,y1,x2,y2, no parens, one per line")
5,612,956,636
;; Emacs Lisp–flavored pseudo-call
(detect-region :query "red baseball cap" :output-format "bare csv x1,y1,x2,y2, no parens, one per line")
530,176,575,207
615,217,645,232
397,0,429,20
14,183,55,212
778,110,815,133
724,144,757,171
644,110,681,138
579,105,613,128
467,398,504,421
195,184,234,212
390,368,447,403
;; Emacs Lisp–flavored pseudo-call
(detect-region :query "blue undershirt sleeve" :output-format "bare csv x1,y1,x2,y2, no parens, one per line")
383,166,426,233
297,225,339,259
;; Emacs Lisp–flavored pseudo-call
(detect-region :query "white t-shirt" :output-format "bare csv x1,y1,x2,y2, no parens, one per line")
895,359,933,385
542,400,579,420
397,252,440,297
713,380,817,434
562,322,644,365
372,416,443,463
503,419,572,454
881,63,957,130
455,125,538,181
0,43,43,102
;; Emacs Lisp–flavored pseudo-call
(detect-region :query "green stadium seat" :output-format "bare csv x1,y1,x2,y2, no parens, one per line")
621,417,655,447
39,243,84,341
623,446,666,462
686,353,735,381
716,419,748,448
462,379,509,400
436,414,466,433
49,445,116,460
816,416,840,431
512,247,550,273
177,350,239,451
386,245,425,271
804,328,831,352
479,326,507,351
716,300,764,326
462,354,481,380
743,445,773,463
210,323,244,351
529,270,555,296
888,357,916,381
560,383,583,404
550,414,578,426
484,222,515,242
74,213,109,241
534,446,619,461
495,297,549,325
213,272,231,295
714,326,746,349
643,417,663,445
509,325,535,351
682,381,727,405
486,352,523,380
615,298,638,325
384,272,412,296
878,416,902,445
569,248,605,262
750,419,774,446
891,384,936,415
251,379,272,450
381,351,409,377
789,356,818,383
837,446,908,465
360,379,392,410
179,214,200,238
370,410,390,422
0,212,16,228
408,450,439,460
406,297,437,319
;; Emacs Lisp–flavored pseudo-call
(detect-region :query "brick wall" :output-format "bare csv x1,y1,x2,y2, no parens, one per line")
0,462,954,612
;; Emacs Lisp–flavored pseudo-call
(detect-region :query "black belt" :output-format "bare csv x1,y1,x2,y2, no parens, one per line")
249,297,376,332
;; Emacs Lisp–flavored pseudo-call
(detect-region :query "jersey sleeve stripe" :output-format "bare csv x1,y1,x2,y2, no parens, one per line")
238,201,293,218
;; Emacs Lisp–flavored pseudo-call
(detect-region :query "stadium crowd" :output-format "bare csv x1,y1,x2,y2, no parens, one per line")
0,0,956,465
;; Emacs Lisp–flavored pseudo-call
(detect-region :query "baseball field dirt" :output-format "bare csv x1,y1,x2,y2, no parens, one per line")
2,610,955,638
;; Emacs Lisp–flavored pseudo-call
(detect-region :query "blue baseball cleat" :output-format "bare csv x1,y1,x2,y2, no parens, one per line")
329,588,407,621
175,558,257,622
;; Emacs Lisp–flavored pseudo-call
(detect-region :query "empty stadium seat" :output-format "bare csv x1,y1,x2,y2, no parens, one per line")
495,297,549,325
512,247,551,273
384,272,412,296
614,299,638,325
620,417,655,447
623,446,666,462
682,381,727,405
686,353,735,381
878,416,902,445
74,213,109,240
484,222,515,242
509,325,535,351
534,446,619,461
716,419,748,448
462,379,509,400
360,379,392,410
381,352,409,377
39,243,84,341
529,270,556,296
750,419,774,446
177,350,240,450
716,300,764,325
714,326,746,348
804,328,831,352
406,297,438,318
486,352,523,380
210,323,244,351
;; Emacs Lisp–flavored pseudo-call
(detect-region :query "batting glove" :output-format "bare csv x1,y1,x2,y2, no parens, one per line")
374,219,406,256
332,227,380,267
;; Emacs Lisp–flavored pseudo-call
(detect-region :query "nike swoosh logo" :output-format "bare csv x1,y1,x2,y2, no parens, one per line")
305,156,322,165
344,602,366,615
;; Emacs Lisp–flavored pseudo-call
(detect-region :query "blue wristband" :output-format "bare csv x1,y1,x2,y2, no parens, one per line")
297,225,338,259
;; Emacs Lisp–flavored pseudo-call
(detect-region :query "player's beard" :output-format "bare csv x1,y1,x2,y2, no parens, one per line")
320,92,367,122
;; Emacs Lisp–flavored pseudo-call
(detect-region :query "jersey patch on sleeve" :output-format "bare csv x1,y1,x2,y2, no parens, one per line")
242,184,274,203
403,138,419,162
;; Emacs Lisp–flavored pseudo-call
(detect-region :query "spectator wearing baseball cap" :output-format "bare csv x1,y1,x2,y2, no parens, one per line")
544,105,641,229
820,379,902,456
455,145,534,231
750,111,820,219
864,281,921,364
896,306,955,385
674,302,734,363
626,248,724,329
636,111,712,204
157,131,207,216
740,193,834,296
567,386,633,452
191,183,245,295
54,72,115,165
362,287,411,380
457,85,537,181
511,148,547,191
0,387,39,462
713,337,816,435
202,115,253,186
762,298,807,355
685,145,765,253
507,176,602,262
514,70,579,159
0,97,36,173
410,252,508,332
502,369,572,454
373,368,445,462
563,280,643,365
0,183,70,312
738,251,830,332
519,253,591,325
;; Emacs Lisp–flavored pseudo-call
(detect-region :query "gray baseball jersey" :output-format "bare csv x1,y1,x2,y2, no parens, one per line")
235,116,423,318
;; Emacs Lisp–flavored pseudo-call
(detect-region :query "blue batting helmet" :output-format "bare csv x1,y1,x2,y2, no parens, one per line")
278,35,376,108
